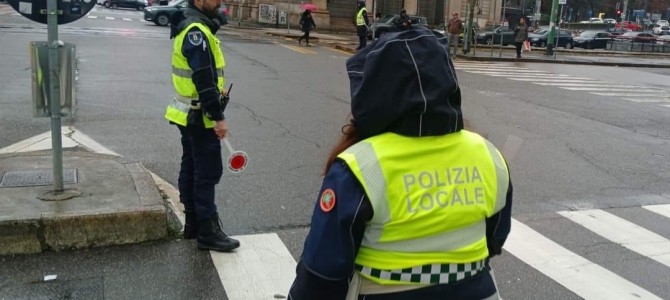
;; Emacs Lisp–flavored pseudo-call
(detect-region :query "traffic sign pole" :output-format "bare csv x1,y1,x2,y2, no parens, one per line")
47,0,64,192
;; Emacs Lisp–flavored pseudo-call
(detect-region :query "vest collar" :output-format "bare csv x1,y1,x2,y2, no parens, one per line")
179,8,219,34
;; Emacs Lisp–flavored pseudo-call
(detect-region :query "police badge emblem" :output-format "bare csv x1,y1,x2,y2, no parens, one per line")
187,31,203,46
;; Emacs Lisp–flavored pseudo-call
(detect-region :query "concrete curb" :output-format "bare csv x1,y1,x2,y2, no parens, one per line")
0,152,172,255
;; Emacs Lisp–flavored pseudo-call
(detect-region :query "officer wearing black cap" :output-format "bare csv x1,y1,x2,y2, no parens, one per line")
288,27,513,299
165,0,239,252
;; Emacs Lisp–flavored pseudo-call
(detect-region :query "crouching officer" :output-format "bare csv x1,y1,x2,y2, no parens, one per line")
165,0,240,252
288,27,512,299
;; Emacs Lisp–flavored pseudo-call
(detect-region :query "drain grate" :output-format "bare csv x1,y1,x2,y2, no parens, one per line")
0,169,78,188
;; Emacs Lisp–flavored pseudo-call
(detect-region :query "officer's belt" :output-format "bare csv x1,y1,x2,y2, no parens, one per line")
356,260,486,285
175,95,201,110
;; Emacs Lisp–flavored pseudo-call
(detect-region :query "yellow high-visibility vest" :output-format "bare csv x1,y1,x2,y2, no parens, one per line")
337,130,509,285
356,7,367,26
165,22,225,128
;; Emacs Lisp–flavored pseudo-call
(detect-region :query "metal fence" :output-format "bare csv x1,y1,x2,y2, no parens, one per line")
607,40,670,53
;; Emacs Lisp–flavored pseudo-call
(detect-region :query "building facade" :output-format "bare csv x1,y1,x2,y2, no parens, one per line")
223,0,509,31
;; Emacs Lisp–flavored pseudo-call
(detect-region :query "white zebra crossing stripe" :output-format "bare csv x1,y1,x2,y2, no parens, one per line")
464,72,559,77
210,233,297,300
534,83,640,88
642,204,670,220
558,209,670,269
105,16,114,20
623,98,670,103
509,78,596,82
560,87,667,92
593,92,670,97
505,219,663,300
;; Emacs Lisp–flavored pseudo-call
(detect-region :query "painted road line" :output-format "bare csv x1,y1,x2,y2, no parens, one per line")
105,17,114,20
88,16,98,19
459,69,546,73
593,92,670,97
122,18,132,21
558,209,670,269
623,98,670,103
211,233,297,300
505,219,662,300
467,73,569,78
327,47,354,56
282,44,316,54
661,104,670,108
642,204,670,220
509,78,597,82
534,82,640,88
561,87,667,92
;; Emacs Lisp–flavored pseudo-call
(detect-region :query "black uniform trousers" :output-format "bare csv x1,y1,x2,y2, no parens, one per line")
177,110,223,221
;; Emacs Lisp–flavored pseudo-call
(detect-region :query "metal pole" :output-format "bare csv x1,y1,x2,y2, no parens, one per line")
499,2,506,58
553,3,562,59
47,0,64,192
287,3,290,33
621,0,628,22
545,0,558,55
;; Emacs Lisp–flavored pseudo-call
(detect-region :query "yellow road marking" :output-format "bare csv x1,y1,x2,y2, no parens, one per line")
282,44,316,54
327,47,353,56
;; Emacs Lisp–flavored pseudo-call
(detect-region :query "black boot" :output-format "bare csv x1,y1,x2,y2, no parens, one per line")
183,210,198,240
298,38,302,45
197,213,240,252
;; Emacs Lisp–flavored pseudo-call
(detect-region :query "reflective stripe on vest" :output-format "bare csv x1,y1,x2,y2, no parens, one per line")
338,131,509,285
356,8,367,26
167,22,225,128
172,65,224,79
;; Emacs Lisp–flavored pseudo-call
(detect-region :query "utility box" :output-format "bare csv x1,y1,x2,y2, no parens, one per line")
30,41,76,118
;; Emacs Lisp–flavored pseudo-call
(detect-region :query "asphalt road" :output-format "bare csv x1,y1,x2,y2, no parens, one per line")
1,4,670,300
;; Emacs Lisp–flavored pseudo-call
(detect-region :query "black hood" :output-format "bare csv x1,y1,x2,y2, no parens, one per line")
170,7,219,39
346,27,463,140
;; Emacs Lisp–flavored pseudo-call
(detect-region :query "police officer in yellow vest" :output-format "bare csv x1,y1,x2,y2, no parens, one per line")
288,27,512,300
166,0,240,252
355,0,369,50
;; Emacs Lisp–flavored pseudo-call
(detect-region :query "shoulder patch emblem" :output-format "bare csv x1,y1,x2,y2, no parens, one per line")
187,31,203,46
319,188,336,213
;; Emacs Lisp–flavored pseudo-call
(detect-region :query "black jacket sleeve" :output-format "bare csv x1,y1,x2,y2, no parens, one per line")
485,179,513,256
181,27,223,120
288,160,372,300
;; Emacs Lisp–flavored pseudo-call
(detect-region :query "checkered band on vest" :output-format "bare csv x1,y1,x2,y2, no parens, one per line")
355,260,486,284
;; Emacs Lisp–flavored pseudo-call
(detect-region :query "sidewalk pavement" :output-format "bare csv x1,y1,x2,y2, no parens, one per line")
223,25,670,68
0,127,181,255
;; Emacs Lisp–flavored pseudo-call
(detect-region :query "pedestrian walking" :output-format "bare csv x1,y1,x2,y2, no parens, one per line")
166,0,240,252
447,12,463,55
355,0,369,50
298,9,317,47
288,27,513,300
514,17,529,59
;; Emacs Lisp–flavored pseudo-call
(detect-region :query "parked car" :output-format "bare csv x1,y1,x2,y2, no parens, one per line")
103,0,148,10
528,28,573,48
652,24,670,35
572,31,612,49
144,0,227,26
368,14,428,39
603,18,616,25
475,26,515,45
580,17,604,23
657,20,670,27
614,32,657,43
656,35,670,45
616,21,642,31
